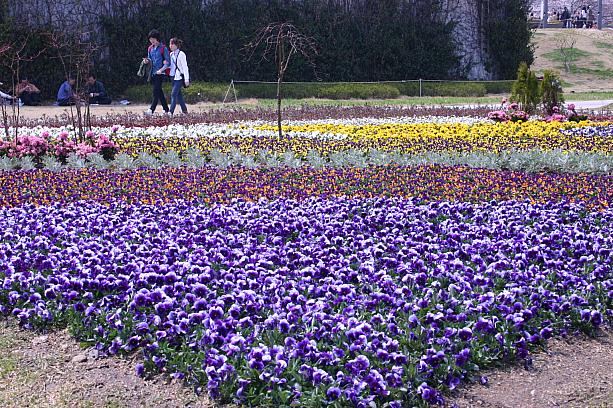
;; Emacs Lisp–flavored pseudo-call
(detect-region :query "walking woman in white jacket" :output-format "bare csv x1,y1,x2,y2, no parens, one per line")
169,38,190,115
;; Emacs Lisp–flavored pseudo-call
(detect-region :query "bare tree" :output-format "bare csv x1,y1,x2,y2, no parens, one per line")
244,22,317,138
49,30,100,142
554,31,577,73
0,35,47,142
0,44,13,141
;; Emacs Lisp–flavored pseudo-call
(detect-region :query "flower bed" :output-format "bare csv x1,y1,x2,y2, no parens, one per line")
105,120,612,157
0,166,612,209
10,106,502,129
0,198,610,406
250,121,613,155
1,109,612,407
3,121,612,169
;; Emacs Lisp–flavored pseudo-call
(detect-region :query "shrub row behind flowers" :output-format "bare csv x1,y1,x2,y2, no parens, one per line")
122,81,496,103
0,198,610,406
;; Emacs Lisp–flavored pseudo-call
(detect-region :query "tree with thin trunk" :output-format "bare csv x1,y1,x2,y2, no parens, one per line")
0,35,46,142
244,22,317,138
554,31,577,73
49,30,99,142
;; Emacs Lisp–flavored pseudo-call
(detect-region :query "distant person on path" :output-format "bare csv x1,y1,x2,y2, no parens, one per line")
587,7,595,28
580,6,587,27
572,10,581,28
561,7,571,28
57,77,77,106
142,29,170,115
85,74,112,105
168,37,190,115
0,88,21,106
15,78,41,106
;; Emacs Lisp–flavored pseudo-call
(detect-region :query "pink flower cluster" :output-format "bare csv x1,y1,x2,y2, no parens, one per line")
96,134,117,150
487,100,529,123
2,134,51,158
509,110,529,122
546,104,588,123
487,110,509,122
0,131,118,161
546,113,567,122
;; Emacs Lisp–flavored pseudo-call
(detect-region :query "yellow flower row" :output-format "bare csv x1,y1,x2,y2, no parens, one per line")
253,120,613,154
114,120,613,158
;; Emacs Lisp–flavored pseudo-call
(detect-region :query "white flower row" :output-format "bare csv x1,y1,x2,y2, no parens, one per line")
240,115,494,126
4,115,591,143
6,115,494,138
3,123,349,141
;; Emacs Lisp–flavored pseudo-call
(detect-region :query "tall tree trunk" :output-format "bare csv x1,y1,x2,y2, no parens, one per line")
277,75,282,139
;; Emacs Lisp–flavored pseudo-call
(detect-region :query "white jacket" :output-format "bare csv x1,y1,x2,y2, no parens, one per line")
170,50,190,83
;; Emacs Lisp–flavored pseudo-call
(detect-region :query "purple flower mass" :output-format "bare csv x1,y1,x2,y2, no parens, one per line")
0,197,611,406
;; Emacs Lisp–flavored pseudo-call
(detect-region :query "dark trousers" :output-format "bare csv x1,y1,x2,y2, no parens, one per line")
170,80,188,114
150,74,168,113
58,98,74,106
19,92,41,106
89,96,112,105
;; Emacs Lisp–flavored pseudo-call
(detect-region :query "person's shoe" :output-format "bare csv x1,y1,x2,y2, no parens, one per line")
144,109,153,116
164,111,172,116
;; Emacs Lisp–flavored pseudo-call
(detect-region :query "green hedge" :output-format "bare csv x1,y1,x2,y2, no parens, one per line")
233,83,401,99
390,82,487,97
100,0,463,94
481,81,514,94
123,80,512,103
123,82,229,103
124,82,401,102
316,84,400,99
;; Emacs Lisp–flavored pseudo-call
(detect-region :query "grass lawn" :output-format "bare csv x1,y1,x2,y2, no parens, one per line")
565,91,613,100
253,96,503,107
247,91,613,108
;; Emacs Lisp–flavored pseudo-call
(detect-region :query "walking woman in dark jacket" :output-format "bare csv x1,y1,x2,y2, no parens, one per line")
142,29,170,115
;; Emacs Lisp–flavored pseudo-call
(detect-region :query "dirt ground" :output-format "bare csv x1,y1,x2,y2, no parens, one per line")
12,101,237,121
531,28,613,92
449,329,613,408
1,320,611,408
0,321,217,408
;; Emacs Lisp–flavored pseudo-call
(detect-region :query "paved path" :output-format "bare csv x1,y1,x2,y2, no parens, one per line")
446,99,613,111
565,99,613,109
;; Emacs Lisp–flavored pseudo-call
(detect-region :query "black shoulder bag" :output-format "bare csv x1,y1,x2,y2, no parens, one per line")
173,51,188,88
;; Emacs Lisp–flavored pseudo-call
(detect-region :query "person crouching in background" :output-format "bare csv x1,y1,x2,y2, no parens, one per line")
15,78,41,106
85,74,112,105
57,77,77,106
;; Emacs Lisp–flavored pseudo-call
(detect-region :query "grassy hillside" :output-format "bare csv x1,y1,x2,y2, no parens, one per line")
531,28,613,92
